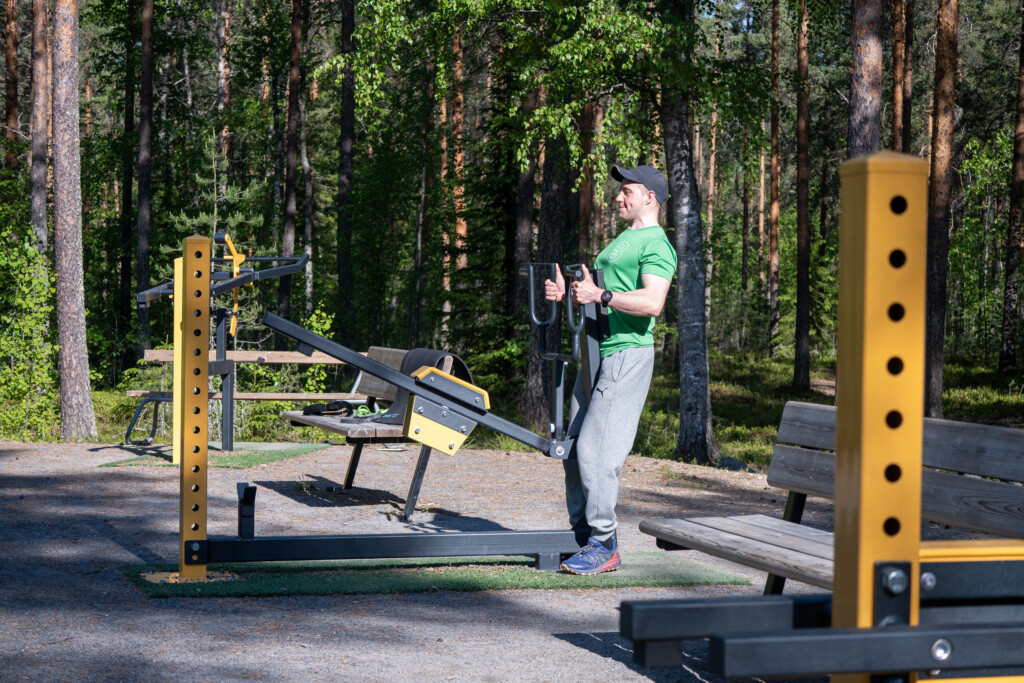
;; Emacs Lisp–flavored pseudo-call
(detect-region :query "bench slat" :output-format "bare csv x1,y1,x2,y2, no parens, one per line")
731,514,835,547
922,469,1024,539
766,444,835,498
776,401,836,451
922,418,1024,482
687,515,834,560
142,349,355,364
283,410,407,440
778,401,1024,483
639,518,834,590
126,390,367,401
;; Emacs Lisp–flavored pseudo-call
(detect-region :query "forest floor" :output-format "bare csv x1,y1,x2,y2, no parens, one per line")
1,438,849,683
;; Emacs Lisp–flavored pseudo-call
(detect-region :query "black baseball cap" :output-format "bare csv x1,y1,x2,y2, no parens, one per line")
611,164,669,205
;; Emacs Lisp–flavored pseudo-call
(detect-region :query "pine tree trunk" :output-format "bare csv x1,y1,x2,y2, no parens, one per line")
5,0,18,172
136,0,153,357
925,0,959,418
902,0,915,153
53,0,97,439
578,101,596,260
847,0,883,158
768,0,780,357
892,0,906,150
662,86,718,466
794,0,811,390
120,0,135,368
741,128,750,296
999,3,1024,372
278,0,302,326
216,0,231,171
336,0,355,346
758,119,766,288
29,0,47,253
451,29,466,272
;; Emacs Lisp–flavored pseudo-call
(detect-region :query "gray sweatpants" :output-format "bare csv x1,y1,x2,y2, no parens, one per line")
563,345,654,542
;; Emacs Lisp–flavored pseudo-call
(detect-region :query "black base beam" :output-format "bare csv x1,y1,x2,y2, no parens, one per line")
710,624,1024,678
185,530,580,570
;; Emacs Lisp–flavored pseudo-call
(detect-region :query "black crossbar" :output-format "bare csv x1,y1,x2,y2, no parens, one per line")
261,311,575,459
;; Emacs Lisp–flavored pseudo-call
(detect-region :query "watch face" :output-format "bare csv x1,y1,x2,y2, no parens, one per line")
601,290,613,304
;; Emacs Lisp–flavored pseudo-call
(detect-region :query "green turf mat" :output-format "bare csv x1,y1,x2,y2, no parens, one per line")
102,442,331,469
121,553,748,598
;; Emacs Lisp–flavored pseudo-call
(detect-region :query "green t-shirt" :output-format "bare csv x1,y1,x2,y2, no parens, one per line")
593,226,677,357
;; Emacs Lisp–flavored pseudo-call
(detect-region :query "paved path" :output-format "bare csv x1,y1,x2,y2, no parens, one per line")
1,441,829,682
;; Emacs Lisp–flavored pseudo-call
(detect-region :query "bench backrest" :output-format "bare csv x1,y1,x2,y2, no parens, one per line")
355,347,408,403
769,401,1024,538
355,348,455,405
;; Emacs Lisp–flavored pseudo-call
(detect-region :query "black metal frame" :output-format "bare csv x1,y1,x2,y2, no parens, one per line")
133,237,309,450
191,481,578,570
262,312,578,459
620,560,1024,677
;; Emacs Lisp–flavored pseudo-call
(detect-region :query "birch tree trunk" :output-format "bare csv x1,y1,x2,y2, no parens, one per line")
925,0,959,418
53,0,97,439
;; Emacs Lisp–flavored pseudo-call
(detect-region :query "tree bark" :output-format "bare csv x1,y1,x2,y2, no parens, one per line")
925,0,959,418
578,101,597,259
451,29,466,272
5,0,18,172
794,0,811,390
216,0,231,173
768,0,780,357
892,0,906,150
278,0,302,327
300,80,313,315
120,0,135,368
999,4,1024,372
705,84,717,324
847,0,883,158
136,0,153,356
662,87,718,466
336,0,355,346
902,0,914,153
53,0,97,439
29,0,47,253
741,128,750,296
758,119,766,287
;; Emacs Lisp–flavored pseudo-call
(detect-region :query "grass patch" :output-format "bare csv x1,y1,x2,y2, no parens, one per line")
121,553,748,598
101,442,331,468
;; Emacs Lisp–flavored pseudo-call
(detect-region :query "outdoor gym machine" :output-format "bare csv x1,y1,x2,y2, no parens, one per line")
173,241,609,579
619,152,1024,680
135,233,307,453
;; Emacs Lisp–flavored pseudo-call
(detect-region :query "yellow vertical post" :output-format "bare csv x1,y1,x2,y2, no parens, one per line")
171,257,184,465
177,235,211,580
833,151,928,683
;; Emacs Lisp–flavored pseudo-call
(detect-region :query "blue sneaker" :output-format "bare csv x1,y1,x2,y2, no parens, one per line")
560,536,621,575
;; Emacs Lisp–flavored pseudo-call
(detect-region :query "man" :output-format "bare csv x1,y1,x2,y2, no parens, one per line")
544,164,676,575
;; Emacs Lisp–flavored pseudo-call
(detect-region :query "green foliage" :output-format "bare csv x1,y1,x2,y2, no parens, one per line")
0,200,58,441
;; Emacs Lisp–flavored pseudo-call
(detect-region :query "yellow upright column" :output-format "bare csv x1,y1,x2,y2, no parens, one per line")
833,152,928,683
171,257,184,465
177,236,211,580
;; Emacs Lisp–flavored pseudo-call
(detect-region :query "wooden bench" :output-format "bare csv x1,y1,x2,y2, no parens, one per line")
640,400,1024,593
284,347,452,522
124,349,367,446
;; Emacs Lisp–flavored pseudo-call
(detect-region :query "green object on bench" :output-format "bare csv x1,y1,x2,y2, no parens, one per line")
641,400,1024,593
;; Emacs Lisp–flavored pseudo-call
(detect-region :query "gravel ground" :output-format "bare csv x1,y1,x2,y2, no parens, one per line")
1,439,836,682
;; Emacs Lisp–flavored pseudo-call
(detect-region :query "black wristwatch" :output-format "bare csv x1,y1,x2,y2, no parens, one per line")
600,289,613,305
